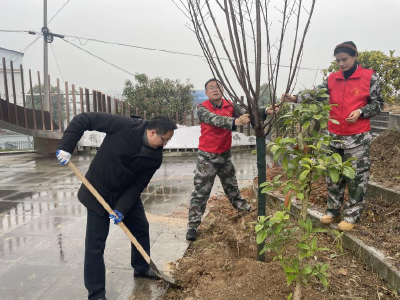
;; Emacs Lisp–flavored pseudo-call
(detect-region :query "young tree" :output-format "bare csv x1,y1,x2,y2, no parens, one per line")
123,73,195,123
257,90,355,299
323,50,400,104
177,0,317,259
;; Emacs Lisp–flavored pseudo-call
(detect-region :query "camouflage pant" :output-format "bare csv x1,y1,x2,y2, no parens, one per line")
326,143,370,224
187,150,250,230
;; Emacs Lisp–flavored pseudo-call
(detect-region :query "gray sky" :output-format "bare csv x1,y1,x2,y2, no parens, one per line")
1,0,399,98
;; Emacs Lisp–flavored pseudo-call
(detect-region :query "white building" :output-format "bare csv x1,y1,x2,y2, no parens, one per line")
0,47,24,106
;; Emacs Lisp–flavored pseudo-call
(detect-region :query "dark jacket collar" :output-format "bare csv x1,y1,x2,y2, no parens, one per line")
336,65,364,80
130,115,163,161
343,63,358,80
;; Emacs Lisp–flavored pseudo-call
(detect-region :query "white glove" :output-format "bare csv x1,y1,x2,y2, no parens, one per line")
56,149,71,165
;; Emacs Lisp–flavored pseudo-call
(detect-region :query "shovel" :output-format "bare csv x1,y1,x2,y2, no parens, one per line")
68,161,181,288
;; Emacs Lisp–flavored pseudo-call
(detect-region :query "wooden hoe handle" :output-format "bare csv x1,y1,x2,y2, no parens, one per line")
68,161,151,264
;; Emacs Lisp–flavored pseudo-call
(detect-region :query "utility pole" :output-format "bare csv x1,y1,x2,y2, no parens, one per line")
43,0,49,110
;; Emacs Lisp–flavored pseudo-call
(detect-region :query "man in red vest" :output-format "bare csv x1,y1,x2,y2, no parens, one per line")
186,78,276,241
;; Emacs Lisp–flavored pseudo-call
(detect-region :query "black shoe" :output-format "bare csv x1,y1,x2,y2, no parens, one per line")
186,229,197,241
97,298,107,300
238,202,251,212
134,269,160,280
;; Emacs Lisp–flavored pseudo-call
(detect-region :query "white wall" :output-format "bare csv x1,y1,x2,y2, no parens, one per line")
0,48,25,106
0,48,23,68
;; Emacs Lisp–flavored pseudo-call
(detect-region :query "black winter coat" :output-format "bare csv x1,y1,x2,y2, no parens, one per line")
58,112,163,216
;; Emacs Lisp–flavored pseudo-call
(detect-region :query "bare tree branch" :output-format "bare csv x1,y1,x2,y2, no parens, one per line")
290,49,304,94
286,0,316,93
188,1,247,110
179,0,317,137
237,0,257,100
172,0,191,20
285,0,302,93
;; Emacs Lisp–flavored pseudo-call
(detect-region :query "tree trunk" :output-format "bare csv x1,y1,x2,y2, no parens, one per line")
256,132,266,261
294,171,313,298
293,281,302,300
300,172,312,221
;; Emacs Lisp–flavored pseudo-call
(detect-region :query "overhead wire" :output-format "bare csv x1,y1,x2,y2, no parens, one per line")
61,34,321,71
0,29,32,34
2,0,71,72
2,0,72,68
50,43,65,82
1,29,321,71
48,0,71,24
4,35,42,67
61,38,137,77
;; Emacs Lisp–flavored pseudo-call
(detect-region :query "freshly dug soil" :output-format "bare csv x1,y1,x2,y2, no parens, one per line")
166,190,398,300
354,196,400,268
370,129,400,190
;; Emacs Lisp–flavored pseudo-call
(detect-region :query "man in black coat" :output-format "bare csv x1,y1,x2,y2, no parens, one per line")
56,112,177,300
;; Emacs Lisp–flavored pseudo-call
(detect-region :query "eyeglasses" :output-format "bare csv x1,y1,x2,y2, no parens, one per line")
156,131,171,144
207,85,223,91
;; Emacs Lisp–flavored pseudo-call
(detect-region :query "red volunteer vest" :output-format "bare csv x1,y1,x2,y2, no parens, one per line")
198,99,234,153
327,66,374,135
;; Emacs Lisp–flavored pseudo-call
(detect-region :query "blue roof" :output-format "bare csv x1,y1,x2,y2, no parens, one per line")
193,90,208,105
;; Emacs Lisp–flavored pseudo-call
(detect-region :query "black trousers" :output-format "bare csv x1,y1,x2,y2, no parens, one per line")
84,200,150,300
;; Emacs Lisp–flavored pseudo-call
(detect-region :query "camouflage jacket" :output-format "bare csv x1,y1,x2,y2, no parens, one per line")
197,100,267,130
297,72,384,149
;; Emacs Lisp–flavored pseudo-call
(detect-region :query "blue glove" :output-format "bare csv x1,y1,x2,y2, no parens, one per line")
109,210,124,224
56,149,71,165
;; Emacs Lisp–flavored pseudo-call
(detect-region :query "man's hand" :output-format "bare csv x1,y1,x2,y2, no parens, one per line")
281,93,296,102
56,149,71,165
346,109,361,123
266,104,280,115
109,210,124,225
235,114,250,126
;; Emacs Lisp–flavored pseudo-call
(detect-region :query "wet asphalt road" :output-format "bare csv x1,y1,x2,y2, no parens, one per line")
0,151,259,299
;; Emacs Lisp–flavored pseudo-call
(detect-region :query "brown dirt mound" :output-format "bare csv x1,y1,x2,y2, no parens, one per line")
166,189,397,300
353,196,400,267
370,129,400,190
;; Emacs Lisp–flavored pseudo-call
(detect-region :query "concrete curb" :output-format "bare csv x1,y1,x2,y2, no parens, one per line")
389,113,400,130
0,150,37,156
252,182,400,293
367,181,400,203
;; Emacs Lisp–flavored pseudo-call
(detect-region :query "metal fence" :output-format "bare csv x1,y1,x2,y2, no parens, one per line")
3,141,33,150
